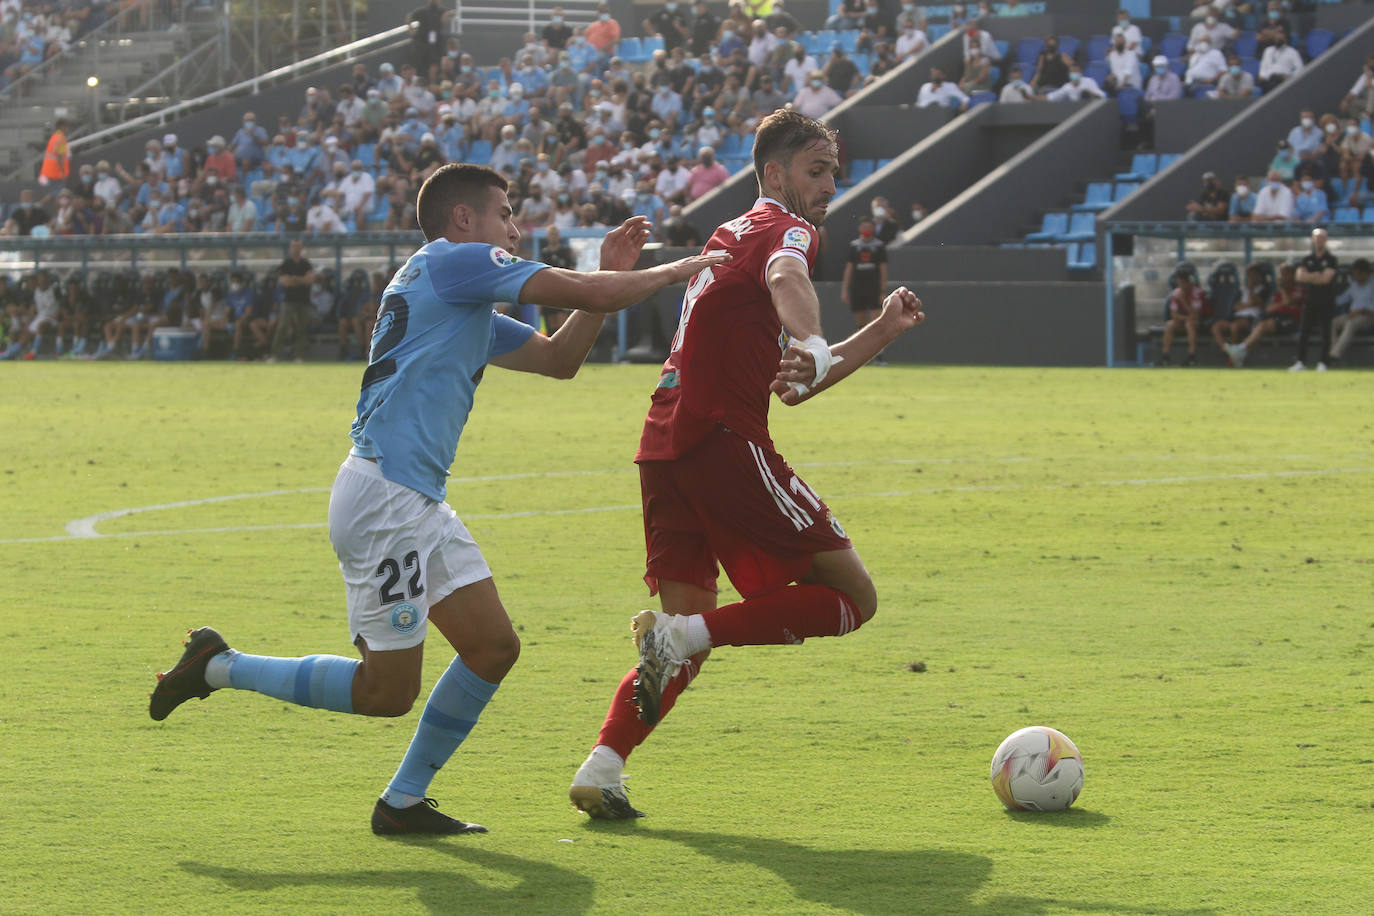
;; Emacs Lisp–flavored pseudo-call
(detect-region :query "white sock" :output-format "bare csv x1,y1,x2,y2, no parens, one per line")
204,649,237,688
685,614,712,656
591,745,625,772
381,788,424,809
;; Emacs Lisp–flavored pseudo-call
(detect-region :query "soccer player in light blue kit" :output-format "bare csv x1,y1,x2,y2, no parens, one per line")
148,163,728,834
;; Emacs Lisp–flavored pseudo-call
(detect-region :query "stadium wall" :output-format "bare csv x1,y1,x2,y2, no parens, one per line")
1102,15,1374,223
896,97,1119,248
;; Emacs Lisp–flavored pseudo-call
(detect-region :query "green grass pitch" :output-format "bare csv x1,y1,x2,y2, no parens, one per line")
1,362,1372,915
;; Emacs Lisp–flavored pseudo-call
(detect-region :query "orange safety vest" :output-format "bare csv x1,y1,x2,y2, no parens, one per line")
40,129,69,181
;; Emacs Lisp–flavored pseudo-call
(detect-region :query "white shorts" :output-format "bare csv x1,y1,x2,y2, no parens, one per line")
328,455,491,651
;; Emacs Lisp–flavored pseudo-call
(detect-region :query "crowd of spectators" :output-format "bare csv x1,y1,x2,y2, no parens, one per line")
0,0,111,91
1,0,908,245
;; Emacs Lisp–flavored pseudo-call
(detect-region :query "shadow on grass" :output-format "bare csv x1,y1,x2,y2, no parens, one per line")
1003,807,1112,827
181,841,594,915
646,829,1215,916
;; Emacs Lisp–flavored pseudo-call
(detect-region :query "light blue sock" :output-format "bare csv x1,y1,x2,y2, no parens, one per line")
384,656,498,801
214,648,357,713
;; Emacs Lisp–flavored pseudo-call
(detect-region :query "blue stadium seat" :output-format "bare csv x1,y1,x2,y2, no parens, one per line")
717,133,743,156
1058,36,1080,60
928,23,950,40
1333,207,1361,224
1157,153,1180,170
1330,177,1348,199
642,36,664,54
1120,0,1150,17
1234,31,1257,58
994,39,1010,60
1073,182,1114,212
1363,207,1374,223
618,37,646,62
1168,58,1186,77
1117,88,1142,125
1116,153,1158,181
840,30,860,52
1086,35,1110,63
1113,181,1141,202
355,142,375,167
852,52,870,73
969,90,997,108
1067,242,1097,271
1061,211,1096,242
987,66,1000,85
467,139,493,164
847,158,876,182
1016,37,1043,68
875,157,892,170
1240,57,1260,81
1026,211,1069,242
1306,29,1334,59
1139,36,1151,57
1160,32,1186,59
1084,61,1108,86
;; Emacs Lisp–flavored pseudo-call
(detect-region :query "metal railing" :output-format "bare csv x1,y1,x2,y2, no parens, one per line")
0,0,193,105
0,226,657,359
454,0,600,34
69,24,412,154
1103,220,1374,367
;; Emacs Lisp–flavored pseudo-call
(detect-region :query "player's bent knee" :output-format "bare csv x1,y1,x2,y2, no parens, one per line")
354,683,419,718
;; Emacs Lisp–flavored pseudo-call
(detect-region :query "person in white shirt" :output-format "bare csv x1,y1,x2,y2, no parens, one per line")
1251,170,1296,221
92,160,122,208
306,191,347,233
1258,32,1303,93
1111,9,1143,53
1340,55,1374,121
1105,34,1142,92
1043,67,1106,101
895,18,929,61
999,64,1035,103
1185,40,1226,89
961,24,1000,63
1188,13,1234,52
916,68,969,110
747,19,777,70
334,161,375,224
783,46,818,95
793,72,844,118
655,155,692,203
1329,258,1374,363
226,186,259,233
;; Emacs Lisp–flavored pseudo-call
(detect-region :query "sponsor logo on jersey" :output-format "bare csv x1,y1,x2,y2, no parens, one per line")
827,509,847,539
489,247,520,267
782,226,811,251
391,602,421,634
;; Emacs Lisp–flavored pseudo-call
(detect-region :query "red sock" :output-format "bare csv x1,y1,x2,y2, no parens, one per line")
700,584,862,648
595,655,702,761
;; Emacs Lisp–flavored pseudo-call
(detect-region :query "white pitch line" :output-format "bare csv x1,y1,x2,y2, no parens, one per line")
5,466,1370,547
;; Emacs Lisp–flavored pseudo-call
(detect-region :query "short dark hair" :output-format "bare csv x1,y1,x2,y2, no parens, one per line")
752,109,838,188
1353,258,1372,273
416,163,508,241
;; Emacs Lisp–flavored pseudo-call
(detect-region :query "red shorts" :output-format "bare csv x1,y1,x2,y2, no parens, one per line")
639,425,852,599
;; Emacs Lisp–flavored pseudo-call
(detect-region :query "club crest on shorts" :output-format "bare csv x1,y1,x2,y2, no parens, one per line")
390,602,421,634
489,247,520,268
782,226,811,251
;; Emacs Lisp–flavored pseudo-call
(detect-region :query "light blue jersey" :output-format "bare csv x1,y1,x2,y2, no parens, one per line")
349,240,545,501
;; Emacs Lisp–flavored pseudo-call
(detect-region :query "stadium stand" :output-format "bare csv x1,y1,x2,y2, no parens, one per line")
2,0,1374,367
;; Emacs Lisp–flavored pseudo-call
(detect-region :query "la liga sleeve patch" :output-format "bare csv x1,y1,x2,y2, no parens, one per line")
489,247,520,267
781,226,812,251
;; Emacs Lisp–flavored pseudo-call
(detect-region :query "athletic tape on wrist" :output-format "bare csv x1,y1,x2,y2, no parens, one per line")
798,334,842,387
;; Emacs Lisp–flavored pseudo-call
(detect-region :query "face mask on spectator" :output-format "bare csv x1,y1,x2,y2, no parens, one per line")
288,196,300,206
599,12,609,21
1070,71,1082,83
207,176,218,186
1229,65,1240,76
1301,117,1314,129
552,14,562,23
1268,9,1279,19
1236,184,1249,197
297,139,309,149
872,205,887,218
1301,180,1314,191
1268,179,1282,190
1348,125,1360,137
810,78,823,88
859,226,874,239
1195,41,1209,53
911,208,924,222
1154,63,1166,74
649,128,661,139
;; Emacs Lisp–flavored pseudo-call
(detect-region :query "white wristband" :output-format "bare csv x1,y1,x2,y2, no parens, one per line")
797,334,842,387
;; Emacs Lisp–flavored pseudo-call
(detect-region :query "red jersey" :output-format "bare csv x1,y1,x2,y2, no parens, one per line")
637,197,820,462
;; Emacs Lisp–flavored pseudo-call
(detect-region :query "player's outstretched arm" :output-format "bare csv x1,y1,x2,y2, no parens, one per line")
517,244,731,316
492,217,665,379
772,287,925,406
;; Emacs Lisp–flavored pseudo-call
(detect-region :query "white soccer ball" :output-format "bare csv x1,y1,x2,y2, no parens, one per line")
989,726,1084,811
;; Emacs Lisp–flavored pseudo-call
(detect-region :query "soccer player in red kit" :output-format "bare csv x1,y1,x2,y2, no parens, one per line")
569,109,926,819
